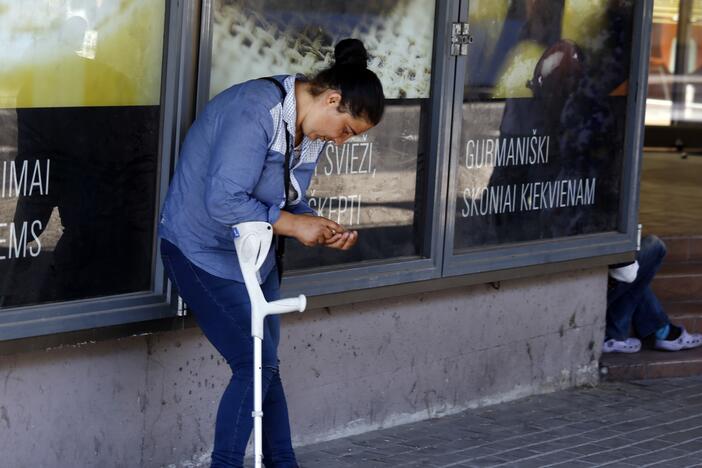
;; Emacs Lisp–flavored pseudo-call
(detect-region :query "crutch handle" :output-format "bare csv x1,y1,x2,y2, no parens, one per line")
267,295,306,315
251,295,306,339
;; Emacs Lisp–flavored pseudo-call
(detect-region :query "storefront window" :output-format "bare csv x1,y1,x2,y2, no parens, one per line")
209,0,437,270
453,0,635,250
0,1,166,308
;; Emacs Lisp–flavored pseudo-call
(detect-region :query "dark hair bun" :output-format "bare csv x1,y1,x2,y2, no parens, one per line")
334,38,368,68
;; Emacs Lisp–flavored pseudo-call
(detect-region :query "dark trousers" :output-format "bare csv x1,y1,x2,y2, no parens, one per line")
606,235,669,341
161,239,297,468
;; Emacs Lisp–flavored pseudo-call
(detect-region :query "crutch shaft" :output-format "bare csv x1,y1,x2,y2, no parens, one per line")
232,222,306,468
253,337,263,468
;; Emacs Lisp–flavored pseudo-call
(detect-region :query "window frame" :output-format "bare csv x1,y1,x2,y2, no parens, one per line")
196,0,457,297
440,0,653,278
0,1,201,341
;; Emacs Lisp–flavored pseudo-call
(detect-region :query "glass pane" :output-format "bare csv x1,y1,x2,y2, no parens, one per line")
209,0,436,270
453,0,635,251
0,1,165,308
646,0,702,126
646,0,680,125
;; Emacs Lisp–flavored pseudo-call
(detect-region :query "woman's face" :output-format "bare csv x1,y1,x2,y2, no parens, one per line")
303,90,374,145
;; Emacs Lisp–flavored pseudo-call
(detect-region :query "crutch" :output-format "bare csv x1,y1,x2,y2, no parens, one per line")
232,222,306,468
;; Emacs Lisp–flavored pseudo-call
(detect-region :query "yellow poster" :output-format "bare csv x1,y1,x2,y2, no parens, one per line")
0,0,165,108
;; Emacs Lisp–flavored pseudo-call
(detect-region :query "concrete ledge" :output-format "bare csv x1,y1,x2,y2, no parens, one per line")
0,267,607,467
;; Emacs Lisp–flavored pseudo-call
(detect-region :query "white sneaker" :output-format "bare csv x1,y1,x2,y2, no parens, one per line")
655,327,702,351
602,337,641,353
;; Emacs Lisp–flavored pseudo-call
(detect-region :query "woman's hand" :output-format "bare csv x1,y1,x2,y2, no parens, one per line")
274,212,344,247
295,215,346,247
273,212,358,249
323,230,358,250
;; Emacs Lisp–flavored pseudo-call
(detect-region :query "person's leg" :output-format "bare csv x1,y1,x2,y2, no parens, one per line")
161,240,253,466
260,314,297,467
221,364,296,467
606,282,637,341
626,267,702,351
632,286,669,339
160,240,296,467
216,276,297,467
261,369,296,466
605,235,666,340
213,373,254,467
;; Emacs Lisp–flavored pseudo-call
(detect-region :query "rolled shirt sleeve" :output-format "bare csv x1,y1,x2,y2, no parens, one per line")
287,197,317,216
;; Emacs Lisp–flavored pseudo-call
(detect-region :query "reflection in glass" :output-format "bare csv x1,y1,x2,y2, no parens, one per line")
285,103,429,269
646,0,702,126
209,0,437,270
210,0,435,99
0,1,165,308
454,0,635,251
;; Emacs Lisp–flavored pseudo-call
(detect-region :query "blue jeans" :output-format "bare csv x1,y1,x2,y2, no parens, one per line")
160,239,298,468
606,235,670,341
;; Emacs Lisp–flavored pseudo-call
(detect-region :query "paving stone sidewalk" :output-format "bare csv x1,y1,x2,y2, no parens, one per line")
293,376,702,467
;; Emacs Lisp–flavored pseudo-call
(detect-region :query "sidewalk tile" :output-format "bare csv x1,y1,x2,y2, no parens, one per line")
615,447,690,466
292,377,702,468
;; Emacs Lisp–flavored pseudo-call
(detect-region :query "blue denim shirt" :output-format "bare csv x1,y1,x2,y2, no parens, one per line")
159,75,324,282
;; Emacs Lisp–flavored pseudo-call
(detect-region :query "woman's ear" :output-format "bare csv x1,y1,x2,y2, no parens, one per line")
326,91,342,107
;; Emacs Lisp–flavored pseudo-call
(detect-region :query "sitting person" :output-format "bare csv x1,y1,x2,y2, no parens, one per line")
604,235,702,353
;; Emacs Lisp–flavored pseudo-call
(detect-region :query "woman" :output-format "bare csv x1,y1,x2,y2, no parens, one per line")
158,39,384,467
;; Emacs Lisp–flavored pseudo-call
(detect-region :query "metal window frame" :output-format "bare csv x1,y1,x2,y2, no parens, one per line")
440,0,653,278
0,0,201,341
196,0,458,297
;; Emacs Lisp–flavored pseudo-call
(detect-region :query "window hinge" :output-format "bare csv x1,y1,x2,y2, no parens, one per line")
451,22,473,56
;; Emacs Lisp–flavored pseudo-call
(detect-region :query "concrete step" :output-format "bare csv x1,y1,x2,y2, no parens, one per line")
652,262,702,302
665,301,702,334
598,302,702,382
660,236,702,263
601,237,702,381
600,346,702,381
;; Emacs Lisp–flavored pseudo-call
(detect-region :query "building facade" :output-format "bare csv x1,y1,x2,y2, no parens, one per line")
0,1,653,466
